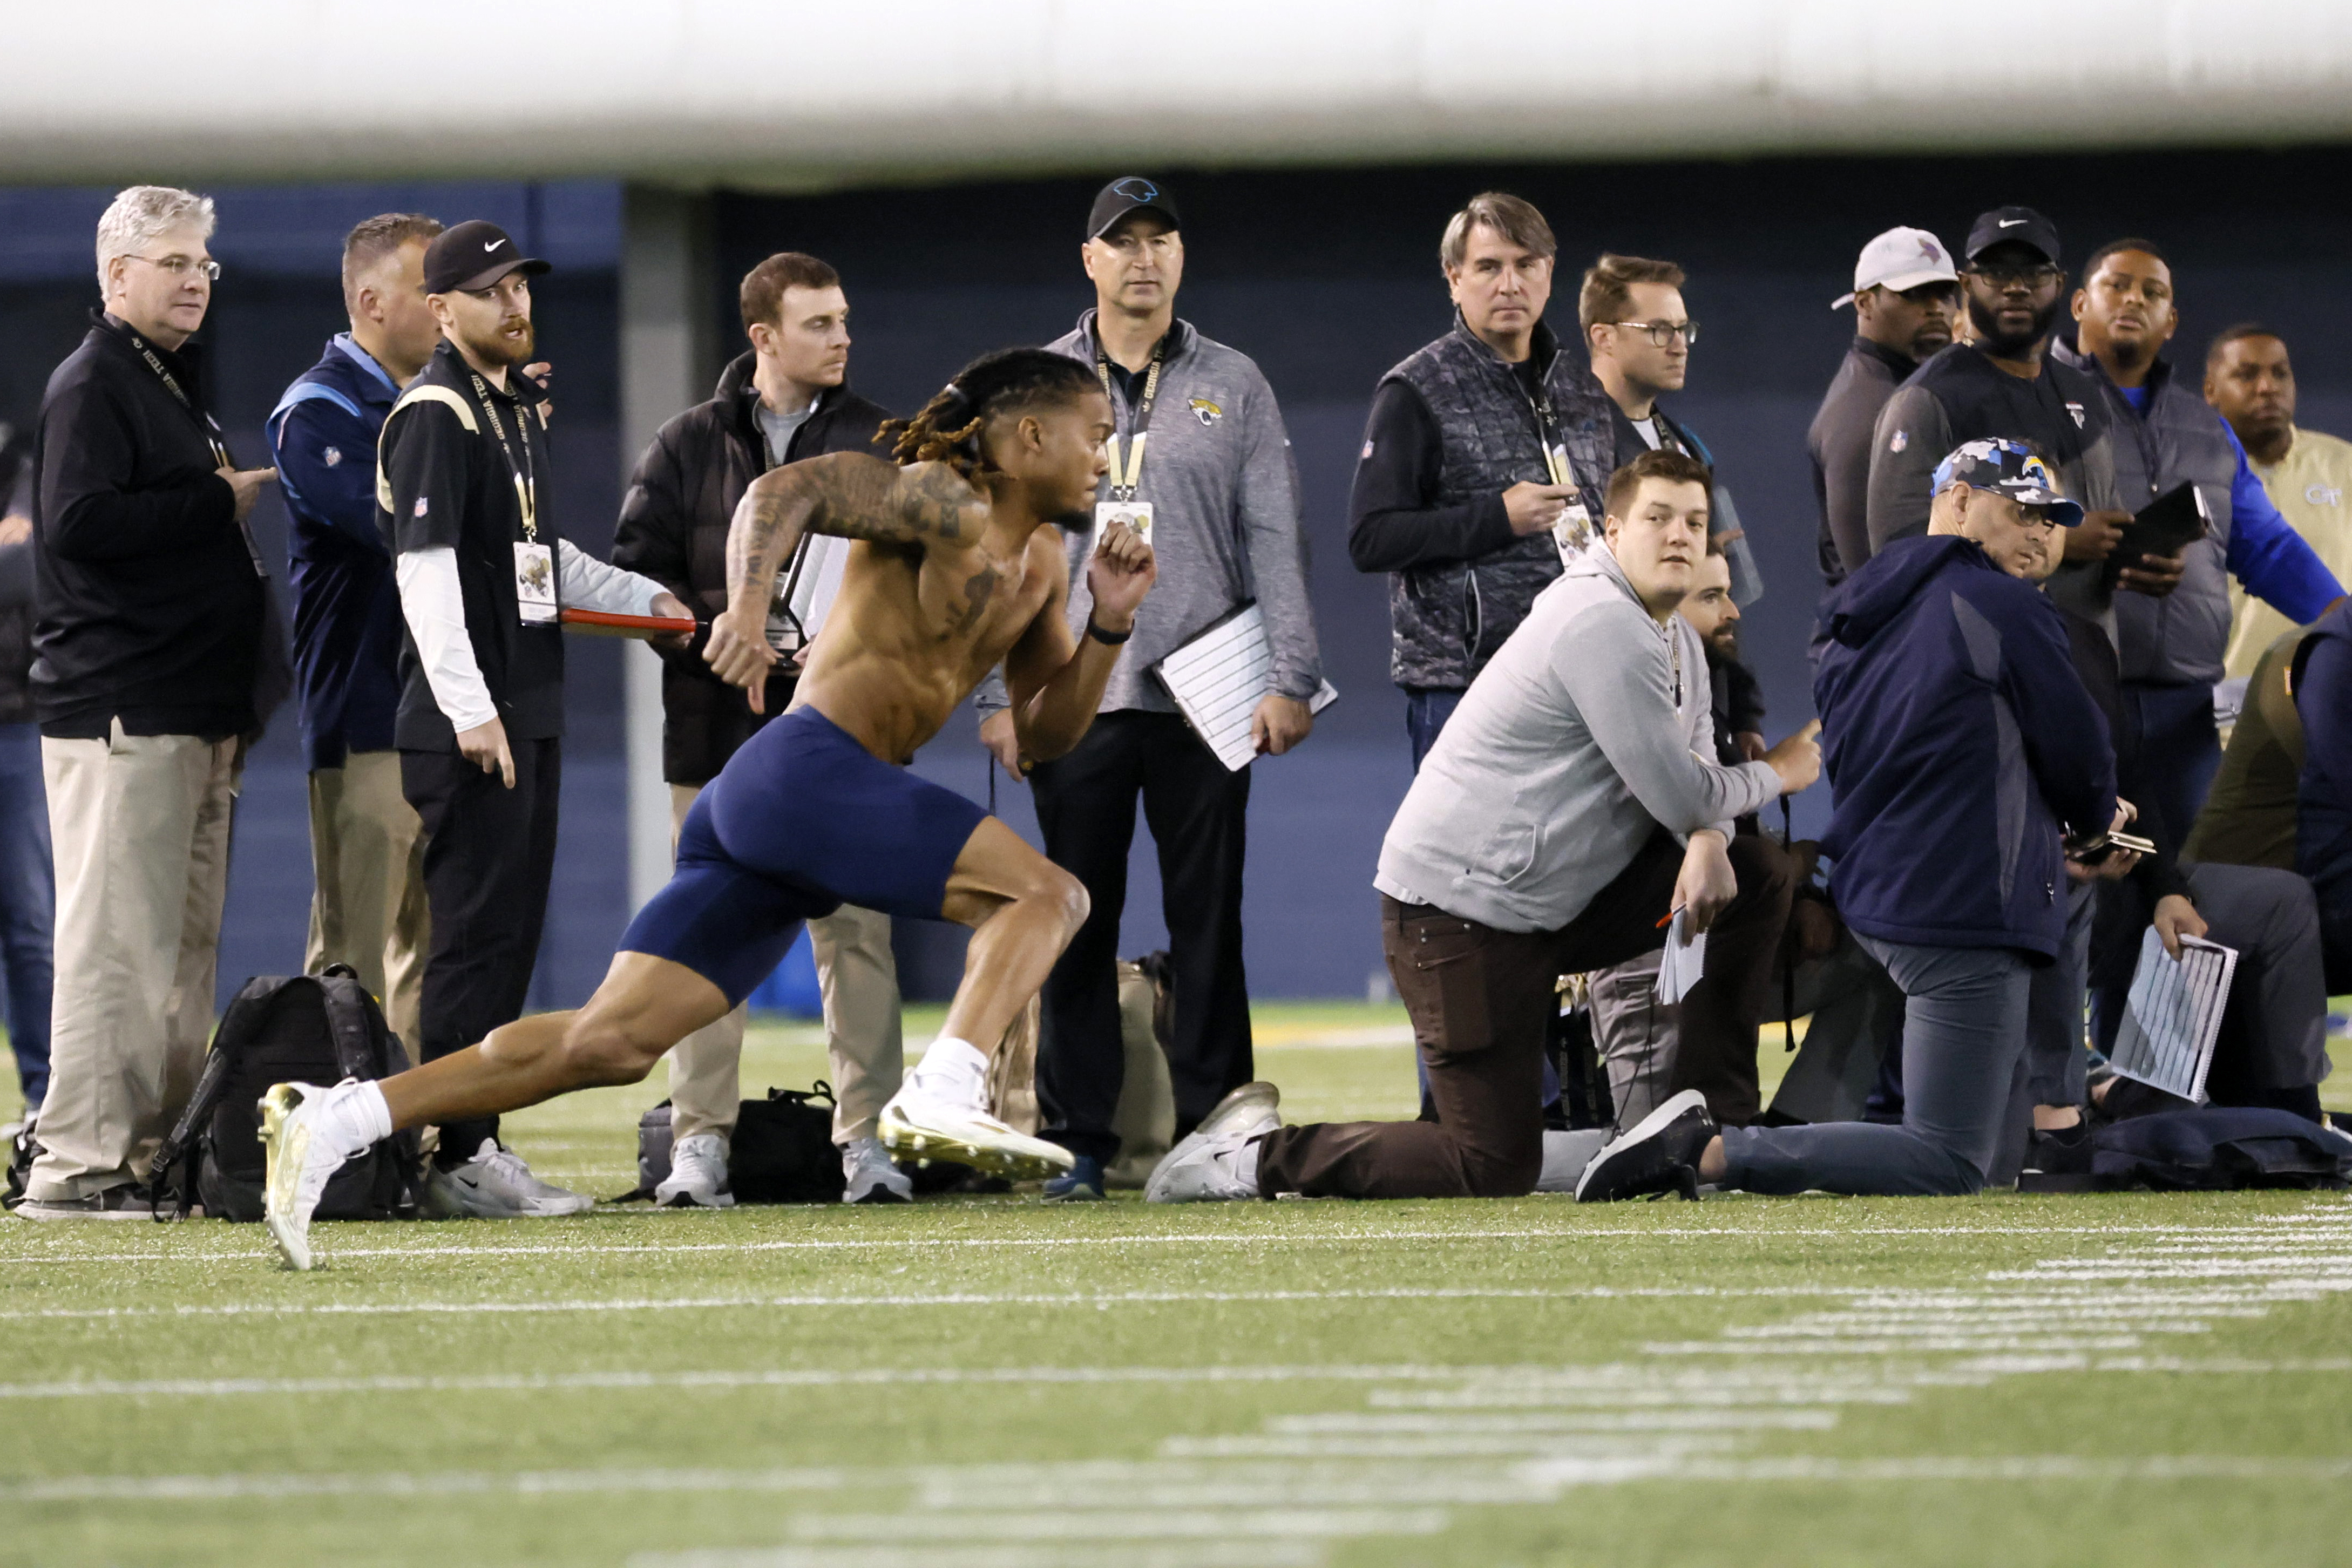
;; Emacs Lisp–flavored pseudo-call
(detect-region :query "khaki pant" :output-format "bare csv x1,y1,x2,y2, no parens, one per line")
28,724,239,1200
663,783,905,1145
304,751,428,1051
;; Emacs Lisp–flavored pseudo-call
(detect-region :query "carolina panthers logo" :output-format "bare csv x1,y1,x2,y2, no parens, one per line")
1189,398,1222,427
1112,178,1159,204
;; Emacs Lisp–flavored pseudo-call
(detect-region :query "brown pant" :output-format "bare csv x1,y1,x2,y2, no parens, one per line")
1256,830,1793,1200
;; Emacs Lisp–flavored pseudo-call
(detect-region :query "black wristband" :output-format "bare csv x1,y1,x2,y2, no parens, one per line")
1085,615,1133,646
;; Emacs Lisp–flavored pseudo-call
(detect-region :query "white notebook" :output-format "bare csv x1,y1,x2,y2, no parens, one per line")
2108,928,2239,1103
1153,603,1338,771
1655,907,1707,1005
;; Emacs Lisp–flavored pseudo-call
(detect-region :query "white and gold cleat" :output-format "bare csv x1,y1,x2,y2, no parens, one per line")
877,1086,1075,1183
259,1082,344,1271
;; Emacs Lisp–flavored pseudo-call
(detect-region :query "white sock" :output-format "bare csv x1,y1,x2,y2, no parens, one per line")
906,1036,989,1110
331,1080,395,1154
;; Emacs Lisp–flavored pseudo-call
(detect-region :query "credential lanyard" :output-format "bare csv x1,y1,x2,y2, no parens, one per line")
1519,373,1572,487
1094,335,1168,504
124,327,262,578
468,370,540,544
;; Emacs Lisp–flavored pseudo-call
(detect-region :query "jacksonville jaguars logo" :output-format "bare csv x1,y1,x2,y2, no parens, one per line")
1190,398,1222,427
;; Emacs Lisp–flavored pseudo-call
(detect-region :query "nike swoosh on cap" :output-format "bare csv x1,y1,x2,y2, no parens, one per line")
485,239,506,250
1998,218,2028,228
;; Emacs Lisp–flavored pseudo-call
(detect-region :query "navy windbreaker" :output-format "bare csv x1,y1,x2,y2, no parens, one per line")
1813,534,2116,959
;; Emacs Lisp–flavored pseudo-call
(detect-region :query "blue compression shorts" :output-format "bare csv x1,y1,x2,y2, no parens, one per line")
619,705,990,1006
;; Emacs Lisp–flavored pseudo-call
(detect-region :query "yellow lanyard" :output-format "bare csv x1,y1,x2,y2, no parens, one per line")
1094,336,1168,504
469,371,539,544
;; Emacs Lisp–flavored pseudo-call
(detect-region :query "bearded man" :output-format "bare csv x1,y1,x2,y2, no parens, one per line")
377,221,690,1219
1861,206,2130,633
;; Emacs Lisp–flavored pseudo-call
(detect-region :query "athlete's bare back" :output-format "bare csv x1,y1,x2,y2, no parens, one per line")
703,427,1153,767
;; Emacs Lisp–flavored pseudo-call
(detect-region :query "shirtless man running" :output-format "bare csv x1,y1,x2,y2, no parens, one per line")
258,348,1154,1268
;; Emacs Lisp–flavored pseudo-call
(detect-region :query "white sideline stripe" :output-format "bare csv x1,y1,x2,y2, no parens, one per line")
1263,1410,1839,1434
0,1285,1893,1322
1162,1434,1744,1461
0,1467,846,1502
0,1362,1564,1401
1523,1454,2352,1487
788,1508,1447,1542
636,1549,1321,1568
0,1220,2265,1266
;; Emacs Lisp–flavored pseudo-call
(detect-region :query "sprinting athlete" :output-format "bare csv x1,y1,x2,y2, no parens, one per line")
259,348,1153,1268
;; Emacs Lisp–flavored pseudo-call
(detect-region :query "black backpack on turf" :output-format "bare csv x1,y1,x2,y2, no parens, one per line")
624,1084,845,1204
148,966,423,1223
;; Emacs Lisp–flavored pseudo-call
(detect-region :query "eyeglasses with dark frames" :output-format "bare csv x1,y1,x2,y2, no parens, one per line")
1605,320,1698,347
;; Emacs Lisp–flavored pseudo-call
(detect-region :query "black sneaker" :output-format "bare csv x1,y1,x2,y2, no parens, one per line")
13,1184,156,1221
1575,1090,1717,1203
2024,1119,2095,1176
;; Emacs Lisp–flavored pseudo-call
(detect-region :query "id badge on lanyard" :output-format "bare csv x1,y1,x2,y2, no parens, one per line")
474,371,557,626
1546,443,1595,561
1096,432,1154,544
1094,338,1167,546
514,534,557,625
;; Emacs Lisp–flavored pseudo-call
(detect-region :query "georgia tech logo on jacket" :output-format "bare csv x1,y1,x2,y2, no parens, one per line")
1189,398,1222,427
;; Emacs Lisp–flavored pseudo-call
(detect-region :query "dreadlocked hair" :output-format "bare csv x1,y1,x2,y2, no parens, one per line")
876,347,1102,480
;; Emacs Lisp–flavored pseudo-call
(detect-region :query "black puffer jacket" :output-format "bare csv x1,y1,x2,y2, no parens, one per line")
611,354,892,784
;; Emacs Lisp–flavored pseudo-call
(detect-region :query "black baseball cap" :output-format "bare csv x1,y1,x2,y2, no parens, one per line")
1964,206,2061,267
1086,177,1180,241
423,220,551,296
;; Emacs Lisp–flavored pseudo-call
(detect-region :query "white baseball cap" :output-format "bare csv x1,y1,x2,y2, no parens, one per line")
1830,227,1959,308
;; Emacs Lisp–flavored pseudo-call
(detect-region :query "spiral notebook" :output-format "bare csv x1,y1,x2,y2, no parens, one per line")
2107,928,2238,1103
1153,602,1337,771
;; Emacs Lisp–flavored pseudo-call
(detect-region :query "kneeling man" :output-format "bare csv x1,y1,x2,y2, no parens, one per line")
1149,449,1820,1202
1582,438,2118,1200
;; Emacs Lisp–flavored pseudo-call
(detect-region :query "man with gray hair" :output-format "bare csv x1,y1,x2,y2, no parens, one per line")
15,186,281,1218
1348,191,1616,768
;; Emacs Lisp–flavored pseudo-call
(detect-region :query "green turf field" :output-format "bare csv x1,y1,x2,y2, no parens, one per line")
3,1004,2350,1567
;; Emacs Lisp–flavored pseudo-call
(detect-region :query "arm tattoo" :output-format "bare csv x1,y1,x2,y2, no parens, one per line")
724,455,981,612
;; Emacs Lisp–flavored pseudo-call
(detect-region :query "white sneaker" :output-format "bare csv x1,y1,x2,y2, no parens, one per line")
841,1135,913,1204
878,1083,1074,1183
424,1139,594,1219
259,1080,378,1270
654,1131,735,1209
1146,1082,1282,1204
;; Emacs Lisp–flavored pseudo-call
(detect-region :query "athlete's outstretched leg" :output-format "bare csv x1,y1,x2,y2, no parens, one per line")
379,952,731,1131
260,952,730,1269
937,817,1090,1054
877,818,1087,1180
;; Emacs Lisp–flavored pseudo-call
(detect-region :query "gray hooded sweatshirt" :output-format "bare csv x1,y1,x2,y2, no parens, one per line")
1374,541,1782,933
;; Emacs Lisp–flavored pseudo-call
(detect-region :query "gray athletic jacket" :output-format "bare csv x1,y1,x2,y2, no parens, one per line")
979,313,1320,717
1374,540,1781,934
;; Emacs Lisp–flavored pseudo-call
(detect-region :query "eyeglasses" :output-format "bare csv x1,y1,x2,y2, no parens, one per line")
1605,320,1698,347
127,254,221,282
1968,263,2061,290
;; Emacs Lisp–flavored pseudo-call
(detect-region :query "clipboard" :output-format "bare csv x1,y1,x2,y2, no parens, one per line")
2102,481,2209,587
559,607,697,640
1152,602,1337,771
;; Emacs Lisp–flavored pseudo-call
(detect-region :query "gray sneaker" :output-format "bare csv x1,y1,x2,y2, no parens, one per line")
840,1135,912,1204
424,1139,594,1219
1146,1082,1281,1204
654,1131,736,1209
14,1184,155,1221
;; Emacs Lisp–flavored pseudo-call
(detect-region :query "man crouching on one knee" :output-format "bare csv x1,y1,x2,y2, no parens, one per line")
1146,448,1821,1204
